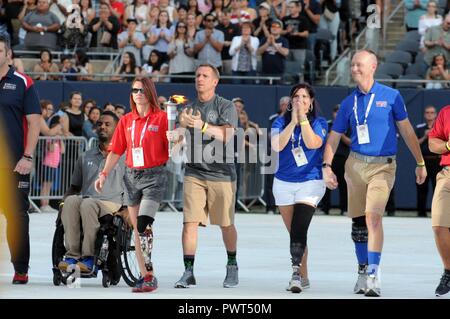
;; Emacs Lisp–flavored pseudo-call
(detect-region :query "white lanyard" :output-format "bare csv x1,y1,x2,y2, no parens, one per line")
131,117,150,149
353,93,375,126
291,130,301,149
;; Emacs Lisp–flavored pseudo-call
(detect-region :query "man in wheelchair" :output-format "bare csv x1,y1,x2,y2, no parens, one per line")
58,111,126,274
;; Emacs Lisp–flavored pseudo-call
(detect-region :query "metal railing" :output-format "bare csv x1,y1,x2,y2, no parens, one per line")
382,0,405,52
325,47,351,86
15,50,120,61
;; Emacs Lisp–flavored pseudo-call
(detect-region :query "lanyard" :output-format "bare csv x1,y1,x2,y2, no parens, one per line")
353,93,375,126
131,117,150,149
291,129,301,149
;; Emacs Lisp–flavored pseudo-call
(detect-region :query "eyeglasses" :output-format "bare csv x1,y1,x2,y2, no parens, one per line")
271,24,281,28
205,19,215,22
131,88,145,94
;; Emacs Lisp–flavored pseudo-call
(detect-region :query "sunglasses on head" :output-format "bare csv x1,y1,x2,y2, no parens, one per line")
131,88,145,94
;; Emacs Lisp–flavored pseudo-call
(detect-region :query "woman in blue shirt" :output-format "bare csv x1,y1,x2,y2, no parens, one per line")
271,83,328,293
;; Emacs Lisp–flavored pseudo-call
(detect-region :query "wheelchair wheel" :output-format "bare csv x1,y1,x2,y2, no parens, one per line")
102,270,110,288
52,223,65,268
115,216,140,287
53,271,62,286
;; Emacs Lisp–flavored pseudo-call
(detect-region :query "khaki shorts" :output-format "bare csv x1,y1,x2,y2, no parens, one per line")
183,176,236,226
344,155,396,218
432,167,450,227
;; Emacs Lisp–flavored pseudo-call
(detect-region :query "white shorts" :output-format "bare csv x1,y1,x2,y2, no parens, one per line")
273,178,326,207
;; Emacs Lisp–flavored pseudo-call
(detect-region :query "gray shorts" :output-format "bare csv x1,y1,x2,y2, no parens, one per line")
124,165,168,206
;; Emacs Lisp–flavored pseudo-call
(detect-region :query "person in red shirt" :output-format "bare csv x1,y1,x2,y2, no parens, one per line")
428,105,450,297
95,77,168,293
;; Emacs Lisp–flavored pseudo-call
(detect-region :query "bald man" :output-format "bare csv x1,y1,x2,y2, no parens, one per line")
322,50,427,297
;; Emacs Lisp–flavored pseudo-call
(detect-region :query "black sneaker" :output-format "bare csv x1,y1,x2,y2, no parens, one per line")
435,271,450,297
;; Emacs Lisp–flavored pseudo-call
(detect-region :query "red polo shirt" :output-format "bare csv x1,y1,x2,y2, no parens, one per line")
109,108,168,168
429,105,450,167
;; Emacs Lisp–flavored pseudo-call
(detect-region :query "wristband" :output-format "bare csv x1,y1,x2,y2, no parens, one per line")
322,163,332,169
446,141,450,152
23,154,33,161
201,122,208,133
99,171,108,178
416,161,425,167
300,120,309,126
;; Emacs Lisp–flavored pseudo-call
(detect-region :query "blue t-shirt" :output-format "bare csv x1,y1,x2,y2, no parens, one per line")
332,82,408,156
272,116,328,183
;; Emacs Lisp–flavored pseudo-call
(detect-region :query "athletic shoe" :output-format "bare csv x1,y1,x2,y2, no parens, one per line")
12,272,28,284
174,268,196,288
40,205,58,213
287,266,302,293
132,274,158,293
354,264,368,294
301,277,310,289
223,264,239,288
58,257,78,272
435,271,450,297
365,274,381,297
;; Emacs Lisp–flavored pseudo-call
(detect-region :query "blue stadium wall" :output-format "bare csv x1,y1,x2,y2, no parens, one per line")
35,81,450,210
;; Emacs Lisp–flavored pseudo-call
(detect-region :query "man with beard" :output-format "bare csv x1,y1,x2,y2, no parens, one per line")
58,111,126,274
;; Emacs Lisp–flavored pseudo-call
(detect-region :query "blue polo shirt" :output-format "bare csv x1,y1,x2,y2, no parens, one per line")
272,116,328,183
332,82,408,156
0,66,41,168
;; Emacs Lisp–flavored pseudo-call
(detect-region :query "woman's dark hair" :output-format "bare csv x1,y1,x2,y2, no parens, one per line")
209,0,224,13
283,83,319,128
157,10,172,28
120,51,137,74
174,22,188,40
431,54,448,69
75,49,89,66
40,49,53,63
147,50,164,71
88,106,102,120
82,99,97,114
49,115,61,128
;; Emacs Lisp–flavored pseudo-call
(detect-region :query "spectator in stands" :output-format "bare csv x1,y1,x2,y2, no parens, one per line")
257,19,289,80
158,95,167,110
17,0,37,45
123,0,150,30
301,0,321,51
187,0,204,27
240,0,256,20
141,49,169,82
21,0,60,51
33,49,60,80
82,99,96,120
186,12,199,41
88,3,120,51
176,5,188,23
60,55,78,81
7,49,24,73
74,48,93,80
253,2,272,41
40,115,65,213
405,0,428,31
217,9,240,75
65,91,85,137
229,0,252,25
418,0,443,49
229,21,259,83
103,102,115,112
39,99,65,136
423,14,450,66
148,5,161,28
146,10,174,62
425,53,450,88
319,0,340,61
282,1,309,77
80,0,95,25
210,0,225,20
112,51,140,82
118,17,145,66
195,13,224,71
167,21,196,82
114,103,126,118
198,0,212,15
102,0,124,24
82,106,101,139
267,0,286,20
159,0,177,22
61,3,88,49
48,0,71,26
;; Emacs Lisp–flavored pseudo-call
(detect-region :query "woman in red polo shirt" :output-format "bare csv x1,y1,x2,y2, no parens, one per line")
95,77,168,293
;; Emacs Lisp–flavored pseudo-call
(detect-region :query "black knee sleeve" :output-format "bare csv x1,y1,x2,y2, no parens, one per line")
351,216,368,243
137,215,154,234
290,204,315,266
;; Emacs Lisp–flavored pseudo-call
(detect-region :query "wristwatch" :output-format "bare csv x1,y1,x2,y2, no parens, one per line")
322,163,332,169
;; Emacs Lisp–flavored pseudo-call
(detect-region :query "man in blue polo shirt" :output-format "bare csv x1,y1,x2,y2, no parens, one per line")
0,35,41,285
322,49,427,297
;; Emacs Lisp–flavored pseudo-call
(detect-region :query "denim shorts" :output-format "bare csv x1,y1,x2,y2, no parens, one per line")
123,165,168,206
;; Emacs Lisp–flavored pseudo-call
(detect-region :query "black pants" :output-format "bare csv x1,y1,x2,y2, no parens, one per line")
416,157,441,215
264,173,276,212
321,155,348,213
3,171,30,273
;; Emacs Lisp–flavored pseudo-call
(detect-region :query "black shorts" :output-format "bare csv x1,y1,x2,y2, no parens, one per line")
123,165,168,206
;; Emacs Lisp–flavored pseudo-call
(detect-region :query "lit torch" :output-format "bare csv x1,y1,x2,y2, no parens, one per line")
166,95,188,157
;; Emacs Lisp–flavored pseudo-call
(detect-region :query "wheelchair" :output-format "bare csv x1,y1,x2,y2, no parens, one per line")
52,204,141,288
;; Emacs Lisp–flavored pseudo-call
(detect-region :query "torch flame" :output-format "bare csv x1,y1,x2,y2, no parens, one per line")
170,95,188,104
